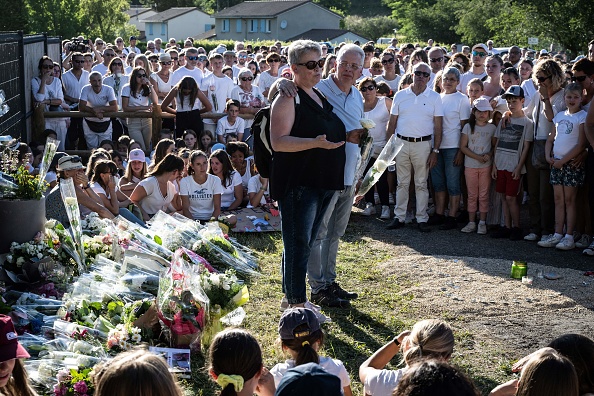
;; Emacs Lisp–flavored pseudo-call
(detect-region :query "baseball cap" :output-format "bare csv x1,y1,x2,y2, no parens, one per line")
472,43,489,53
502,85,525,99
211,143,226,152
0,315,30,362
274,363,342,396
129,36,137,41
278,308,320,340
540,49,548,55
57,155,84,171
128,148,145,163
159,53,172,62
472,97,493,112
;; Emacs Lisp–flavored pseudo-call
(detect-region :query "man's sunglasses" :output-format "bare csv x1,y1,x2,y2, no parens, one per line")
414,71,431,78
296,59,325,70
240,77,254,81
381,58,395,65
187,56,199,61
572,75,587,82
536,75,551,83
472,51,487,57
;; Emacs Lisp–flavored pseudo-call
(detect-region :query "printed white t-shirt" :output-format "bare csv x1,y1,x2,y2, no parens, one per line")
179,174,223,220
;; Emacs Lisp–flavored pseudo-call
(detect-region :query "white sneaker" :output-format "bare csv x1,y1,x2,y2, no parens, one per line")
362,203,376,216
555,236,575,251
461,222,477,233
477,223,487,235
575,234,591,249
304,301,331,323
538,234,563,248
389,193,395,205
583,241,594,256
540,234,552,242
374,192,380,205
523,233,539,241
380,205,390,219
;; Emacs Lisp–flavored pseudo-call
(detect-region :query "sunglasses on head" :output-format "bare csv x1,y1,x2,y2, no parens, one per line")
572,75,587,82
472,51,487,57
414,70,431,78
359,85,376,92
536,75,551,83
381,58,395,64
64,156,82,164
296,59,325,70
240,76,253,81
187,56,199,61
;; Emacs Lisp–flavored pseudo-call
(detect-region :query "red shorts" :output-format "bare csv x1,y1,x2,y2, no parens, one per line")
496,170,522,197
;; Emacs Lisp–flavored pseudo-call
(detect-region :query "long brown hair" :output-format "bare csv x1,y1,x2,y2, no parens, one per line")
148,153,184,177
129,66,150,97
3,359,37,396
208,149,234,188
151,139,175,169
176,76,198,109
516,348,579,396
90,160,117,190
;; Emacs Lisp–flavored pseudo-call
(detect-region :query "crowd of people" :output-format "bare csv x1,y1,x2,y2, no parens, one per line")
20,34,594,396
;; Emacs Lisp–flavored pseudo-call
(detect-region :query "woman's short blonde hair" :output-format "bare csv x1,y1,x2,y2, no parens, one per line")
402,319,454,365
94,349,184,396
533,59,565,93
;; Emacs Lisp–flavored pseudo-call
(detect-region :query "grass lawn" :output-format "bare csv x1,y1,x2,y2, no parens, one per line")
186,222,515,395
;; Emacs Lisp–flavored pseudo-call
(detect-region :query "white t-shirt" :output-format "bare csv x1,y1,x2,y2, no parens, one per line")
62,69,90,101
216,116,245,139
80,84,116,122
374,75,401,93
121,84,150,107
176,93,203,112
364,97,390,156
200,74,235,122
391,86,444,138
90,182,109,197
247,175,268,207
31,77,65,106
217,171,242,208
230,85,266,128
179,174,223,220
92,63,109,76
170,66,204,88
521,79,537,105
137,176,177,216
459,70,487,94
552,110,587,159
257,71,279,92
364,368,407,396
440,91,471,149
271,357,350,389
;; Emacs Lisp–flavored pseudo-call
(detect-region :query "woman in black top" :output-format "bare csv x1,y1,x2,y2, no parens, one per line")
270,39,346,308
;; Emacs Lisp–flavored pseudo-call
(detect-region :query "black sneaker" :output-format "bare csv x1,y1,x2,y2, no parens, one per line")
427,214,445,226
387,218,405,229
418,222,431,232
509,227,523,241
439,216,458,230
311,288,351,308
330,282,358,300
490,226,511,239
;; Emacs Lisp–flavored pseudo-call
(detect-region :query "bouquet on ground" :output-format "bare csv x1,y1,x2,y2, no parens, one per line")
53,367,94,396
353,118,376,185
37,137,59,191
59,179,86,272
356,133,405,198
81,212,112,236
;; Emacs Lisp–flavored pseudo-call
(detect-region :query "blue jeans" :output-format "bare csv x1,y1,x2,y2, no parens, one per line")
278,186,336,305
307,184,355,294
430,148,462,195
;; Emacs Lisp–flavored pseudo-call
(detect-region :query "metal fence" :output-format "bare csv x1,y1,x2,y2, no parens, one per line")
0,32,61,142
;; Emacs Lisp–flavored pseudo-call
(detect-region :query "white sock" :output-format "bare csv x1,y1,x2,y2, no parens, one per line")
554,232,563,239
479,220,486,225
467,221,476,225
564,234,574,242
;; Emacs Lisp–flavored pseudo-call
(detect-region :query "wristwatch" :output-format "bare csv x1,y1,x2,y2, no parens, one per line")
82,184,90,190
432,148,440,154
393,336,401,346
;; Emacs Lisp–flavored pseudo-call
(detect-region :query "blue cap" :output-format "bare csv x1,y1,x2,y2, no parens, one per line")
274,363,342,396
211,143,226,152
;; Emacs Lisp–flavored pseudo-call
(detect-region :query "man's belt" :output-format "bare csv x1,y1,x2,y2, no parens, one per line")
396,134,432,142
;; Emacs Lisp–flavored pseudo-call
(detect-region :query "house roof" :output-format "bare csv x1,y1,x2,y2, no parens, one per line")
214,0,321,18
193,29,217,40
125,7,152,17
142,7,209,23
288,29,370,43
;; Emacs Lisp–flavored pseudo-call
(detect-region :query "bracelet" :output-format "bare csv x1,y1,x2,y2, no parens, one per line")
259,187,266,192
82,184,90,190
393,337,401,346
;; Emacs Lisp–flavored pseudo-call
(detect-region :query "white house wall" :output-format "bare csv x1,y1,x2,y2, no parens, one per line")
145,11,215,42
274,3,340,41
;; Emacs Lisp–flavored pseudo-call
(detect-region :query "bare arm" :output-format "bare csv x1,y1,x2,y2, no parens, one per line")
586,103,594,148
197,90,213,114
161,87,177,114
386,114,398,139
130,184,150,221
359,331,410,385
228,184,243,211
181,195,193,219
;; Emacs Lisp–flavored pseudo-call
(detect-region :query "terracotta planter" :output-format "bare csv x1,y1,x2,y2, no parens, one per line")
0,197,46,253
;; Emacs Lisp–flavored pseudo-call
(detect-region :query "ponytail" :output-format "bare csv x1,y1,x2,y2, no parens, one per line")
281,325,324,366
468,111,477,134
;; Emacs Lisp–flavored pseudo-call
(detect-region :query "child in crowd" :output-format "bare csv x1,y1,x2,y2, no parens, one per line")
460,98,497,234
466,78,484,105
247,174,270,208
490,86,533,240
209,328,275,396
182,129,199,150
119,148,147,197
180,150,223,221
393,360,480,396
117,135,131,156
94,350,184,396
217,99,245,144
515,349,579,396
270,308,352,396
359,319,455,396
538,83,587,250
199,130,215,152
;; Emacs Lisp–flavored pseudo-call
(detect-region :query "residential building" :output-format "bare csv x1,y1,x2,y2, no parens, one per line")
142,7,215,42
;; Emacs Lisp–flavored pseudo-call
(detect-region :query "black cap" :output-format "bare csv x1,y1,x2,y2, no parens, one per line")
129,36,137,41
274,363,342,396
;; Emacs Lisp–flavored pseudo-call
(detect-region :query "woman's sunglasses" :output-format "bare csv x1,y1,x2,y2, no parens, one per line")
296,59,325,70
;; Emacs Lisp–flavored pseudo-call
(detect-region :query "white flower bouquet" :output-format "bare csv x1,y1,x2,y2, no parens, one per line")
356,134,405,198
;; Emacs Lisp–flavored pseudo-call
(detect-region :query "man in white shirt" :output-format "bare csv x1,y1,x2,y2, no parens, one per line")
91,48,116,76
78,71,118,148
386,62,444,231
427,47,445,90
508,46,522,68
169,47,204,87
62,52,90,149
459,43,488,94
154,38,165,54
125,36,142,55
201,53,234,134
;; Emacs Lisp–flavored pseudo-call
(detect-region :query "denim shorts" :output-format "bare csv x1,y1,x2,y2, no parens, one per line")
550,163,585,187
430,148,462,195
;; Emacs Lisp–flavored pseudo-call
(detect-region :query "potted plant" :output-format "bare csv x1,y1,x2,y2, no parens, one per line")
0,136,57,253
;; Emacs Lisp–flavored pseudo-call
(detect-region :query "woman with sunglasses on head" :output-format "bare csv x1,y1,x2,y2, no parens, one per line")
32,56,68,150
161,76,212,138
374,51,401,96
90,159,145,226
259,53,282,98
122,66,159,152
357,77,392,220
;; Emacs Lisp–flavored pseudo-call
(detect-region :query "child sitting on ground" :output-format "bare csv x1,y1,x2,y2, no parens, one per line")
217,99,245,144
538,83,587,250
271,308,352,396
490,85,533,241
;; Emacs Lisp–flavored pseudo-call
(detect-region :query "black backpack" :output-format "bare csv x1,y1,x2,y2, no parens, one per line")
251,94,300,178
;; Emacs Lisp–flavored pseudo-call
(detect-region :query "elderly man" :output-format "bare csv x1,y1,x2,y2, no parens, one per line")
459,43,488,93
508,46,522,67
386,62,443,232
427,47,445,89
146,40,157,53
78,71,118,148
170,47,203,87
92,47,116,76
154,38,164,53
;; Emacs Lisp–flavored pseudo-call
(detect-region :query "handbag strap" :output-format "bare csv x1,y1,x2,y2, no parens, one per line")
534,99,541,140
